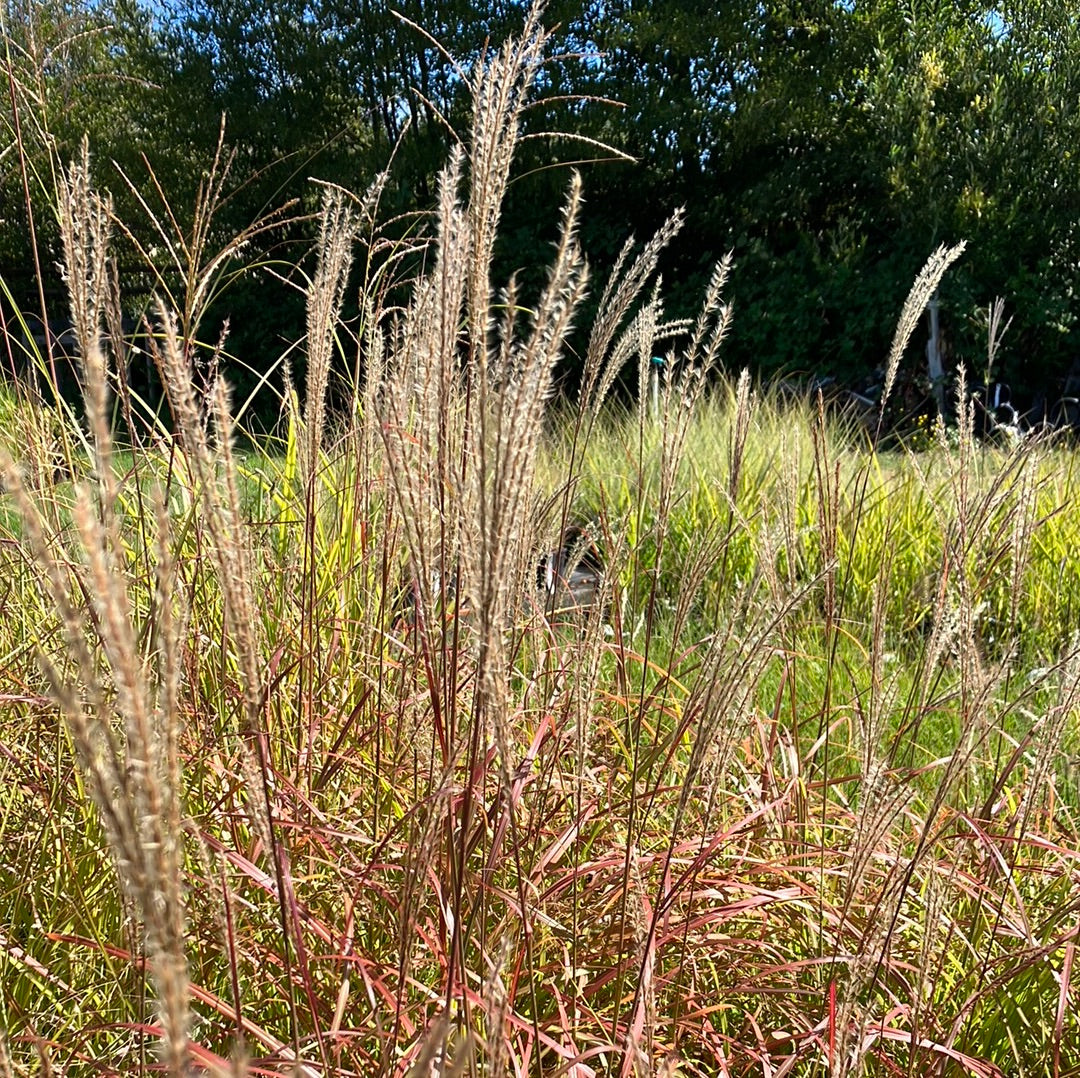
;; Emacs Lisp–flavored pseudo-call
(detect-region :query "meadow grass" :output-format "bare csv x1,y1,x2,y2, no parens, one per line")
2,7,1080,1076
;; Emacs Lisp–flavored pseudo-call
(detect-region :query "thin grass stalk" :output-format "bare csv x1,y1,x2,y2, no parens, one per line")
810,246,968,1002
211,375,332,1069
112,117,298,351
148,305,332,1067
859,627,1012,1075
1017,640,1080,838
452,175,587,1074
810,397,843,968
296,187,358,786
610,259,735,1052
639,564,816,1061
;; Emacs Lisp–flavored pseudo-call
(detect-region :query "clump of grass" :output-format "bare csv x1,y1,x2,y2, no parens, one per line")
2,3,1080,1077
2,147,190,1073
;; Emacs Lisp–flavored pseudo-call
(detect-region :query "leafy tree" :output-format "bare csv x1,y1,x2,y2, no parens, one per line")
533,0,1080,404
1,2,144,299
6,0,1080,413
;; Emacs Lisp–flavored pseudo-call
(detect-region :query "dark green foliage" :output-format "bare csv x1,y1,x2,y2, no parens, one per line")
5,0,1080,418
558,0,1080,402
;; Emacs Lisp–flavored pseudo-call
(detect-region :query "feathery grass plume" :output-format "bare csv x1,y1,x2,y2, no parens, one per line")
812,398,841,634
655,258,734,514
302,185,358,487
1,451,189,1075
1018,638,1080,833
777,423,804,595
380,146,470,653
56,140,112,472
210,376,265,719
458,8,586,768
842,755,913,929
1006,453,1041,637
460,169,588,772
675,591,795,823
683,253,734,376
3,155,193,1071
634,282,661,433
380,7,595,1043
0,1032,15,1078
291,184,359,782
832,869,911,1078
933,625,1005,818
567,583,608,782
464,0,548,376
954,362,975,468
597,285,687,427
983,296,1013,384
727,367,752,506
75,494,191,1072
150,306,272,851
155,315,337,1070
916,869,948,1009
620,843,655,1075
879,242,966,420
479,939,512,1077
904,460,962,716
2,447,191,1075
620,540,814,1071
863,569,898,775
357,290,387,468
580,210,686,414
405,1016,473,1077
350,199,393,465
152,306,263,722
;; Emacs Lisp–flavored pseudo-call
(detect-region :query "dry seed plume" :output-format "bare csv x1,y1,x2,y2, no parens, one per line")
302,186,358,486
465,1,549,377
150,305,273,858
881,242,966,415
57,139,113,484
581,209,686,416
4,150,192,1073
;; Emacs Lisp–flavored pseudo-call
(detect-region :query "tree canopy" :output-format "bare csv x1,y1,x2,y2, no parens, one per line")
4,0,1080,417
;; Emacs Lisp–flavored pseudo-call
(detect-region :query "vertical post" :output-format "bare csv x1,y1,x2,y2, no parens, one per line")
650,355,663,420
926,291,946,416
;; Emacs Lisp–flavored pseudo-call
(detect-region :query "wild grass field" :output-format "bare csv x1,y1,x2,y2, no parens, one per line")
2,7,1079,1077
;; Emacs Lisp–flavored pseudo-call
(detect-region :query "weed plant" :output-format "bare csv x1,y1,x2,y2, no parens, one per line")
2,5,1079,1076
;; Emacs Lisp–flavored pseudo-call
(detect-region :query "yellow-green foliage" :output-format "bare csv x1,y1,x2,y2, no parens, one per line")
557,385,1080,665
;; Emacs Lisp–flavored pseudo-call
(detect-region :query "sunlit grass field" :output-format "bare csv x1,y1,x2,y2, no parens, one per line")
2,7,1079,1076
3,371,1079,1077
